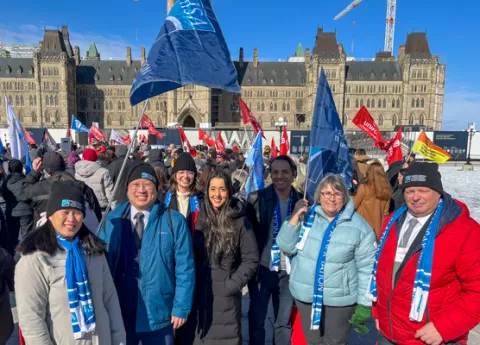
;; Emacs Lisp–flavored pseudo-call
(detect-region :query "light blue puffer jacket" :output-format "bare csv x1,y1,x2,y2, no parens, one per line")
277,199,376,307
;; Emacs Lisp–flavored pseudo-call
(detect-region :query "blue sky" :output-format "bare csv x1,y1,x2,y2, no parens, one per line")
1,0,478,130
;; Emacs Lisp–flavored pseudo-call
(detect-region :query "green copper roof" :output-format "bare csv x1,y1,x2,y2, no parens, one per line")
295,43,305,57
87,42,99,58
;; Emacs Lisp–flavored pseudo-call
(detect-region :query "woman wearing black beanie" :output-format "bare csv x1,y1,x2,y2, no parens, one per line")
162,153,203,235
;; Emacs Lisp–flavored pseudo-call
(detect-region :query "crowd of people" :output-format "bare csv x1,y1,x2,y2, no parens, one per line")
0,140,479,345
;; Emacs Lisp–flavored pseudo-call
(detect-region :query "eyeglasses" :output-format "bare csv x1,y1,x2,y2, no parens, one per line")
176,170,195,178
129,183,156,191
321,192,344,199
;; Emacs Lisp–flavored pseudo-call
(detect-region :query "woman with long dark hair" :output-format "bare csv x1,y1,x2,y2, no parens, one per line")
14,180,126,345
176,172,259,345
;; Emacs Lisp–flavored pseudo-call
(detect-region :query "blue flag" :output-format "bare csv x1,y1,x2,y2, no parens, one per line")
71,116,90,133
0,137,4,155
5,94,32,174
130,0,241,106
245,133,264,196
305,68,352,202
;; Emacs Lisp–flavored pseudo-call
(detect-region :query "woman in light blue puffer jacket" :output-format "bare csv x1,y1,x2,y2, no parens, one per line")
277,174,377,345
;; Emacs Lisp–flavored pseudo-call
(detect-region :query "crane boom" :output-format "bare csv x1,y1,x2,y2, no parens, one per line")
333,0,363,21
383,0,396,52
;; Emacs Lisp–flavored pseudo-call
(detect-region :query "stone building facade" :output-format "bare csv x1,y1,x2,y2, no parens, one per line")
0,21,445,131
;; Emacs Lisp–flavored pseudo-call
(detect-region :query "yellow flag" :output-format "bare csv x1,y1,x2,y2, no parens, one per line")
412,131,451,164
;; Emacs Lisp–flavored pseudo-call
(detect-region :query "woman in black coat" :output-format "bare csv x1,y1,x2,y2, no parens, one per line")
176,172,259,345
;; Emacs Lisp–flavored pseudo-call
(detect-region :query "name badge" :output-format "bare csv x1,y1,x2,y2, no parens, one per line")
395,247,408,263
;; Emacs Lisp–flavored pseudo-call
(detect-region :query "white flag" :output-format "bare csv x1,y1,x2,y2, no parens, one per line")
109,129,126,145
5,94,28,160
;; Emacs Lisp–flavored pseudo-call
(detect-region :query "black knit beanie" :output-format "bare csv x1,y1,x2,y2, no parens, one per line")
127,162,159,188
8,159,23,174
172,153,197,175
47,180,85,217
402,162,443,194
43,151,66,174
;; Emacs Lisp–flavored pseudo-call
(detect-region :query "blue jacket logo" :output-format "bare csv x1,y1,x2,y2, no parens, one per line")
167,0,215,33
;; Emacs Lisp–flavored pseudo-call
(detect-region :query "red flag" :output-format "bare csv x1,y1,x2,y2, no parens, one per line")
178,126,197,156
271,137,278,158
89,125,106,141
139,134,148,142
198,129,216,147
141,114,164,139
24,129,36,145
121,133,131,145
280,126,289,155
66,128,71,140
352,106,384,146
216,132,225,153
147,126,164,139
385,126,403,165
140,114,155,128
240,98,265,138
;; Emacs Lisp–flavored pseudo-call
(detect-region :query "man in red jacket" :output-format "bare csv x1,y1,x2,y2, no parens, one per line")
369,162,480,345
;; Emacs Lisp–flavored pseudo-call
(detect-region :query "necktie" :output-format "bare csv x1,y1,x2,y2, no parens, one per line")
400,218,419,248
392,217,420,287
134,212,145,248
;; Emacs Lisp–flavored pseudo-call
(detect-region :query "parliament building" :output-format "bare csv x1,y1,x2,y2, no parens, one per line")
0,3,446,132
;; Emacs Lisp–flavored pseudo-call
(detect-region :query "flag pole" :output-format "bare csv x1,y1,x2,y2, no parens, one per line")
96,99,150,235
303,154,311,200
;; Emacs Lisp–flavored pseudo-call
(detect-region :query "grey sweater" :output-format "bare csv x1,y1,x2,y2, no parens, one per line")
15,249,126,345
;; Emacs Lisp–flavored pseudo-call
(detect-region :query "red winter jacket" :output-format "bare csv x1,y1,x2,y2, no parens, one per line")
372,194,480,345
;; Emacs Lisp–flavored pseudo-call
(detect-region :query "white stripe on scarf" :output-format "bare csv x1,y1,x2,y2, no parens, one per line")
57,234,96,339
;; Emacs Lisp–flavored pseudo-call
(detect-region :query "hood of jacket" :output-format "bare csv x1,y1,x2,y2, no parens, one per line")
75,160,101,178
148,149,164,164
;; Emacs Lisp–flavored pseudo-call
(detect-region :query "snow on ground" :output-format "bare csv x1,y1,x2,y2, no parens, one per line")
439,166,480,222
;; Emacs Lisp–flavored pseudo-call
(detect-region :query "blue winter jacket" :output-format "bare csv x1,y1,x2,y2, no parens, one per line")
277,199,376,307
99,200,195,332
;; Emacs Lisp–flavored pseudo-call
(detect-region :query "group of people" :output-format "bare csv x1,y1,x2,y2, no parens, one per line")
0,141,479,345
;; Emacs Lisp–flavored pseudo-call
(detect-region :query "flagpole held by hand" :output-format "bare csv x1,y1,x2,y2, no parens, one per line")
97,99,150,235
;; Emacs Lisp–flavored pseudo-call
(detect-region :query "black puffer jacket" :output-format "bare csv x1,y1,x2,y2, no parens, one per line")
17,171,102,221
176,198,259,345
3,173,33,217
106,155,135,204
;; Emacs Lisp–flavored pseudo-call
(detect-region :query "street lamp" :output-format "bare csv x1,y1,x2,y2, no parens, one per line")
274,117,287,148
466,122,476,165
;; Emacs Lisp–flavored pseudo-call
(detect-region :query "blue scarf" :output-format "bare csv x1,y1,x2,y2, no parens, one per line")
270,190,293,272
164,190,200,215
311,209,343,330
366,199,444,322
296,203,319,250
57,234,96,339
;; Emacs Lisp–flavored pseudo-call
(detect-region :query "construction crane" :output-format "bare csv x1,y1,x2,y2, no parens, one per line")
333,0,397,53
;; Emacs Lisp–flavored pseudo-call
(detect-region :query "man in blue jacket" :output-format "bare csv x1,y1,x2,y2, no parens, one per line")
100,162,194,345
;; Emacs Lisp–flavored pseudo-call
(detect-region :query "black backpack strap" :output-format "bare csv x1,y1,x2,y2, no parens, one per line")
167,207,175,240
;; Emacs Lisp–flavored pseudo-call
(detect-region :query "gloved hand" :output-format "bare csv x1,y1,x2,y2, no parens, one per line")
349,305,372,334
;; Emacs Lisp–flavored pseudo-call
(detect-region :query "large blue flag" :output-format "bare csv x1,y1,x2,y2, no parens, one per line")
5,94,32,173
130,0,241,106
245,133,264,196
71,116,90,133
305,68,352,202
0,137,4,155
